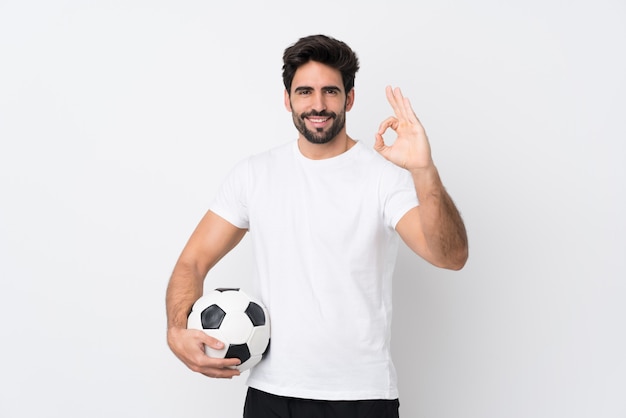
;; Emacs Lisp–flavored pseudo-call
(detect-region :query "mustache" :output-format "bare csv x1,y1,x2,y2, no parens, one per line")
300,110,337,120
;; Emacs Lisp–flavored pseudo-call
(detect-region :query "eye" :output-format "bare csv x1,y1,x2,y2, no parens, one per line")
325,88,339,95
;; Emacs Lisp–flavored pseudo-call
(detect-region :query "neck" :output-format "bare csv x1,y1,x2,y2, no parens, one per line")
297,133,356,160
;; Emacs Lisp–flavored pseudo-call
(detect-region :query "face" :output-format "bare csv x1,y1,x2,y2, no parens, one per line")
285,61,354,145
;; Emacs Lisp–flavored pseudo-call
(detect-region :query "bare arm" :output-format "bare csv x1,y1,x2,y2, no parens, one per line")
166,210,247,378
375,86,468,270
396,167,468,269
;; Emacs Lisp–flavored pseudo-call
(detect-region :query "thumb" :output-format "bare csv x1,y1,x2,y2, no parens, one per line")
374,133,391,160
192,329,225,350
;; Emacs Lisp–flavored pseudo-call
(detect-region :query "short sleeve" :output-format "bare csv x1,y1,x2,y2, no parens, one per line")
381,164,419,229
210,158,250,229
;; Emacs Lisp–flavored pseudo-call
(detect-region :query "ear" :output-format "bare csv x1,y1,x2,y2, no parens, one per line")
284,89,292,112
345,89,355,111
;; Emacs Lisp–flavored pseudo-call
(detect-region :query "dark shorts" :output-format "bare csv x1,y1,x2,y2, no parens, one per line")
243,387,400,418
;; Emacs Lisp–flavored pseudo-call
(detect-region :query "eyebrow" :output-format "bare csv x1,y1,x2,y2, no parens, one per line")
293,85,342,93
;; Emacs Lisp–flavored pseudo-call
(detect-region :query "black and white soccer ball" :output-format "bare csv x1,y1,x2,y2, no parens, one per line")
187,288,270,372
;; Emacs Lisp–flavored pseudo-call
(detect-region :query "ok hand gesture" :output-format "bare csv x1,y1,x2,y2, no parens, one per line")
374,86,433,171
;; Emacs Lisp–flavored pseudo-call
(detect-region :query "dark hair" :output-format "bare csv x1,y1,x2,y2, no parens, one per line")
282,34,360,95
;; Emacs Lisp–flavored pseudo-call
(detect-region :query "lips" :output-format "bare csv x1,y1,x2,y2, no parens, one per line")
308,117,330,123
302,112,335,129
307,116,331,127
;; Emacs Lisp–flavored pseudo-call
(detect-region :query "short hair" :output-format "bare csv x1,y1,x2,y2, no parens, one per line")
282,34,360,95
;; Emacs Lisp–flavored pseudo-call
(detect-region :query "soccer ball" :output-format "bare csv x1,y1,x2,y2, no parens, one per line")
187,288,270,372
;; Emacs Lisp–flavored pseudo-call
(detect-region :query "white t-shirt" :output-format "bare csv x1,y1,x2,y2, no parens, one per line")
210,140,418,401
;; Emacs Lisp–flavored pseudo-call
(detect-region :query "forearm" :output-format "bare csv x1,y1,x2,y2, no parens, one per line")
165,257,242,378
410,164,468,269
165,211,247,331
166,261,205,331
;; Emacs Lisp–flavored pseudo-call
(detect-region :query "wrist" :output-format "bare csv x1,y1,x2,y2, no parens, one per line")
409,163,446,199
167,325,186,349
409,162,438,184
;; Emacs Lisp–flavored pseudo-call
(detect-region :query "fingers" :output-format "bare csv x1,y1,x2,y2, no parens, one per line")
375,115,399,154
192,328,225,350
373,132,386,153
385,85,420,125
170,328,242,379
377,116,398,136
385,85,406,120
191,330,241,377
190,359,241,379
188,347,242,379
199,357,242,379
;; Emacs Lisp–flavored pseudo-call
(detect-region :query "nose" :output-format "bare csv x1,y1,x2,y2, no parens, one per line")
311,92,326,113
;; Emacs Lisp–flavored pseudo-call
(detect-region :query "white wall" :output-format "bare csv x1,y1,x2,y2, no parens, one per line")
1,1,624,417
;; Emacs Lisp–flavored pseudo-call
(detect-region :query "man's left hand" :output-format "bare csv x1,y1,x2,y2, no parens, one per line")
374,86,433,171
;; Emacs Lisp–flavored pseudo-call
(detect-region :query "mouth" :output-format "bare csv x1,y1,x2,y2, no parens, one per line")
307,116,330,127
303,113,334,130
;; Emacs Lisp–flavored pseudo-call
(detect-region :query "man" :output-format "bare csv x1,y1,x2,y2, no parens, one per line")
166,34,468,417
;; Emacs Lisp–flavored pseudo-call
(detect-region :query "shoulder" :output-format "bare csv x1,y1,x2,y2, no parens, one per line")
250,141,294,162
226,141,295,174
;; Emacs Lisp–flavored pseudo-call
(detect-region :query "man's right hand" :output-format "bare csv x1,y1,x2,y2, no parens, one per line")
167,327,241,378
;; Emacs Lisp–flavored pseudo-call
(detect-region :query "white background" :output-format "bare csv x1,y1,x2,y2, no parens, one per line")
1,1,625,417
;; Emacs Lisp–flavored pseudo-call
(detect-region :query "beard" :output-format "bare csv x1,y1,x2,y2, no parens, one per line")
292,108,347,145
